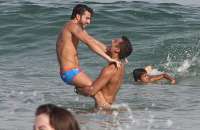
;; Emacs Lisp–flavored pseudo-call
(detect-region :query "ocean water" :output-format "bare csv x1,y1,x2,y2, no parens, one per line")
0,0,200,130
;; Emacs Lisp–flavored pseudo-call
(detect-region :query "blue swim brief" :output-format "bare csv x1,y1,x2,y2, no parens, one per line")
60,68,81,85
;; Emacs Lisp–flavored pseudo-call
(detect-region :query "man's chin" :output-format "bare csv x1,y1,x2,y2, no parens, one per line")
83,24,88,28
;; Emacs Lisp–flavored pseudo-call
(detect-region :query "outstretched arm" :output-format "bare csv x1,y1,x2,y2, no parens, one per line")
70,23,120,67
163,73,176,84
93,38,107,52
149,73,176,84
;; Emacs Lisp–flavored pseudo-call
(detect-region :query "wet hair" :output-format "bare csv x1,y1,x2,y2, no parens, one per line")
133,68,147,81
71,4,93,19
35,104,80,130
118,36,133,59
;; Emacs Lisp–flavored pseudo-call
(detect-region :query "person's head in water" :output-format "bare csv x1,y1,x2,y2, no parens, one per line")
71,4,93,28
133,68,147,82
34,104,80,130
107,36,133,60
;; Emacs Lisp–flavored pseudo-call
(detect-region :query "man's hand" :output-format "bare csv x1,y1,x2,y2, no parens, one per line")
108,58,121,68
75,87,93,97
124,58,128,64
171,79,176,85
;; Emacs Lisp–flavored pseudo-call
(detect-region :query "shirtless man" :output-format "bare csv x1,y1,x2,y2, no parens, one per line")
82,36,133,108
56,4,120,91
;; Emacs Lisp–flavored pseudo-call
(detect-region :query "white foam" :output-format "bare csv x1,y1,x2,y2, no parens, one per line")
148,68,164,75
177,51,199,73
177,59,191,72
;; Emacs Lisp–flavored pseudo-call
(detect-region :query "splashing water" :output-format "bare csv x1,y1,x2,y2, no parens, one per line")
177,59,192,72
148,68,164,76
177,40,200,73
162,39,200,75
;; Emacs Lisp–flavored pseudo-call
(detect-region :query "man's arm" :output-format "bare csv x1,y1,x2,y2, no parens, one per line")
163,73,176,84
88,65,115,96
149,75,164,82
70,23,109,58
149,73,176,84
92,38,107,52
69,23,120,67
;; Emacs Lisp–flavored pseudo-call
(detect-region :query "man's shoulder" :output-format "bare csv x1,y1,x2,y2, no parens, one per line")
102,64,118,73
108,63,124,70
67,20,75,26
61,21,80,35
67,21,82,30
106,63,125,75
64,21,74,30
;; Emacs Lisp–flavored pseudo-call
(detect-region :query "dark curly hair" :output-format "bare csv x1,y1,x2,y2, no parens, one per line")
118,36,133,59
71,4,93,19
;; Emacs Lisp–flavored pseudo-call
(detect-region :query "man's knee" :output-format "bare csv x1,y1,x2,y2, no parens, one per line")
75,86,93,97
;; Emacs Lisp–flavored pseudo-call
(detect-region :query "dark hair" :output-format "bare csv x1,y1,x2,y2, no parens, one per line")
118,36,133,59
35,104,80,130
71,4,93,19
133,68,147,81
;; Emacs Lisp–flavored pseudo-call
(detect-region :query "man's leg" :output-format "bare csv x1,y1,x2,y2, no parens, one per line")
73,71,110,108
73,71,93,88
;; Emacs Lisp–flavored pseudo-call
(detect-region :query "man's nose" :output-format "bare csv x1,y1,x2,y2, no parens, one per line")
87,19,91,24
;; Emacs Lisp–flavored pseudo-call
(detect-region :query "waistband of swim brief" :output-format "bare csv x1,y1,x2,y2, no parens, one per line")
60,66,82,74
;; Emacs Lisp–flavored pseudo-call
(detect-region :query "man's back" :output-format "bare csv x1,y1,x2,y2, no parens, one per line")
101,63,125,104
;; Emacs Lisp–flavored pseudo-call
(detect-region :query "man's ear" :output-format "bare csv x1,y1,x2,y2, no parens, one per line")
75,14,81,20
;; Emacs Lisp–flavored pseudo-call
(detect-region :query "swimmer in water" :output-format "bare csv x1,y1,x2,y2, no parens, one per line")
133,66,176,84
